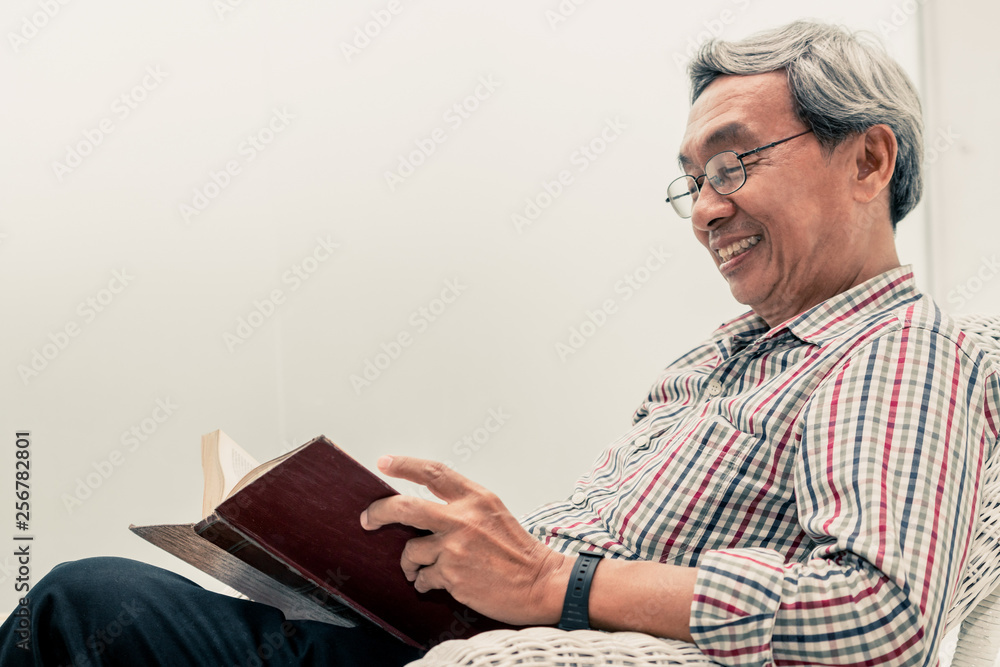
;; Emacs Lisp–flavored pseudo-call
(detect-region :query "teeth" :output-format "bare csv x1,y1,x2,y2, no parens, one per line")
718,235,761,263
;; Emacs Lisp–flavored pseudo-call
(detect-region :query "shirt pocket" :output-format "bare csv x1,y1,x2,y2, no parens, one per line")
677,413,762,477
607,414,766,563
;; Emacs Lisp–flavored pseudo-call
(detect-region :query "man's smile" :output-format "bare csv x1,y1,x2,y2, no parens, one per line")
712,234,762,264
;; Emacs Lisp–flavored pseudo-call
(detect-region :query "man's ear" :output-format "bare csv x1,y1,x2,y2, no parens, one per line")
853,124,897,206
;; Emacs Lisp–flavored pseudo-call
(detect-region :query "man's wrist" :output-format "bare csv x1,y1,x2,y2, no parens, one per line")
535,550,575,625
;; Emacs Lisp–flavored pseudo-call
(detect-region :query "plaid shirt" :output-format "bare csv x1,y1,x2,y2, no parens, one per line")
521,266,1000,666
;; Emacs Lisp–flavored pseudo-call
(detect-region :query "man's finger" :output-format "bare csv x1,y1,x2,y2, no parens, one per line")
361,493,449,532
401,533,441,582
376,455,477,502
413,563,447,594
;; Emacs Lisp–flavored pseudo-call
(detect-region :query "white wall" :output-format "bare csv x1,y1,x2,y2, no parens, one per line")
921,0,1000,312
0,0,938,632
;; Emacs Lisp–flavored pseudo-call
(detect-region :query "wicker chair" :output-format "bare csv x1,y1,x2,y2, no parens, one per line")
409,314,1000,667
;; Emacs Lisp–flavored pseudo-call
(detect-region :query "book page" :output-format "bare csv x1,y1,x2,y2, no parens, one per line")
202,431,260,518
219,432,259,496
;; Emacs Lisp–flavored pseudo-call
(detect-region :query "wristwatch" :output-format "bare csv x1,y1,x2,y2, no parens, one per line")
558,551,603,630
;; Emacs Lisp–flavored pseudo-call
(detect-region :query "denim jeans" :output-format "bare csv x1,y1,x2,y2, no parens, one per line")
0,557,424,666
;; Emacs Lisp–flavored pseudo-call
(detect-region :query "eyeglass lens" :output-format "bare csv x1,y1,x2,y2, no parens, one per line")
666,151,746,218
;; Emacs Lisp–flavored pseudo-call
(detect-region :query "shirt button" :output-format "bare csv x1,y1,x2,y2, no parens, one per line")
634,434,650,449
571,491,587,505
707,380,722,397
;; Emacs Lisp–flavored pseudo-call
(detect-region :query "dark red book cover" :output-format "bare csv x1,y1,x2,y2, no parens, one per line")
193,436,511,649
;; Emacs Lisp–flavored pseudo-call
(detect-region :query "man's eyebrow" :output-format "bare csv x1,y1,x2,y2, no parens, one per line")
678,122,755,170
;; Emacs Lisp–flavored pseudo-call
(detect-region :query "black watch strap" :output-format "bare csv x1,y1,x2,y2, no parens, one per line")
558,551,603,631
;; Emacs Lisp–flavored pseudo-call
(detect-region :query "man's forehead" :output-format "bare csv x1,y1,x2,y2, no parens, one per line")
677,72,793,168
678,122,756,169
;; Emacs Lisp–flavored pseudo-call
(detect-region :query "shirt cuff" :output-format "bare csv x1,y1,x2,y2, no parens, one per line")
689,548,785,667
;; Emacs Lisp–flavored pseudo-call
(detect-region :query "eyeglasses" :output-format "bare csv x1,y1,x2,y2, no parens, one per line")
665,129,813,219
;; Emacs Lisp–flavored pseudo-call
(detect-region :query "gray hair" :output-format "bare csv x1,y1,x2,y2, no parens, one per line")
688,20,923,228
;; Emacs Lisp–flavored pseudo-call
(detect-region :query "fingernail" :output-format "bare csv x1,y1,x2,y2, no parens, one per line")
377,455,393,470
359,510,369,529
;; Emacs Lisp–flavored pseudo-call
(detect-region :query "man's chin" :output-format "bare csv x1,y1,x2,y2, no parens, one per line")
725,279,762,311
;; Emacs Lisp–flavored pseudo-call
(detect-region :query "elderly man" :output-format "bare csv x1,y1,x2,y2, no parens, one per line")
3,20,998,667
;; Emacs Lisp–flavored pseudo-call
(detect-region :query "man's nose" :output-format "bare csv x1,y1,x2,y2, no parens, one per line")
690,183,735,232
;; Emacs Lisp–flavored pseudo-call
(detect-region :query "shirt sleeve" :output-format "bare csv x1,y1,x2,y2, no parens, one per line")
688,325,998,666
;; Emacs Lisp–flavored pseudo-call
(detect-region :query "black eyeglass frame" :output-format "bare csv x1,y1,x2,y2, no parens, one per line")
665,128,814,218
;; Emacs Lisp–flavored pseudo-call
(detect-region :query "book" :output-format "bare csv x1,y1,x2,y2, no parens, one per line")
130,431,511,649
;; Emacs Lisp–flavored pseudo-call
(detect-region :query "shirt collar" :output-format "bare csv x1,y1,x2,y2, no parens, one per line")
714,265,921,349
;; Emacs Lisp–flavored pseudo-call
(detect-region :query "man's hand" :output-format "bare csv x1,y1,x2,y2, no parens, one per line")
360,455,573,626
